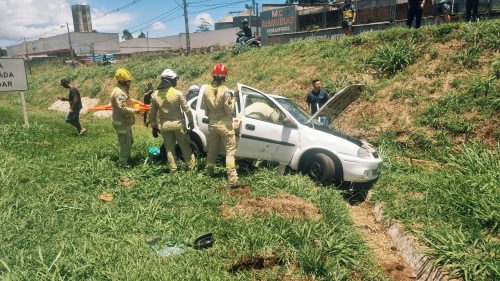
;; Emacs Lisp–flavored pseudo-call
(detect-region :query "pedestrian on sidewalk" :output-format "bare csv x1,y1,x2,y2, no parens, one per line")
407,0,425,29
465,0,479,22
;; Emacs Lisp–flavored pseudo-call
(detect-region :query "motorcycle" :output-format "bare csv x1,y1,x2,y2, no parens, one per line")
236,32,261,48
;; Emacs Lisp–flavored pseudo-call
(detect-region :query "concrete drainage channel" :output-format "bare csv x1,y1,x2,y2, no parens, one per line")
372,203,461,281
348,193,461,281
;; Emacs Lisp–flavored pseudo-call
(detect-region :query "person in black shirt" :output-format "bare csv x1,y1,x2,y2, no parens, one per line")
143,81,153,126
407,0,425,28
306,79,330,126
59,78,85,135
236,19,252,45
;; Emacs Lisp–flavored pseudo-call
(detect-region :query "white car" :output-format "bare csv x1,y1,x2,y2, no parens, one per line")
185,83,382,184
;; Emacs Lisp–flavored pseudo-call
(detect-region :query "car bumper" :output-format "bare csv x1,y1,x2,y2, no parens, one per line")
339,155,383,182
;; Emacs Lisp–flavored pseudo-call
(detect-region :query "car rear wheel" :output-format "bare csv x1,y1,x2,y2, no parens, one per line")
307,153,336,185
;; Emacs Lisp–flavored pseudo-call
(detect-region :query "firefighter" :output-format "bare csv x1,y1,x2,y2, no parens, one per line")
111,68,141,167
150,69,195,171
200,63,239,184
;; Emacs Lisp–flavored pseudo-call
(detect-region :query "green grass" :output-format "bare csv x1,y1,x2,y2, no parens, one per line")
0,103,386,280
374,143,500,280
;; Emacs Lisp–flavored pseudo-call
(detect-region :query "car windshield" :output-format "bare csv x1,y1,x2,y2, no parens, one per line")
274,97,322,126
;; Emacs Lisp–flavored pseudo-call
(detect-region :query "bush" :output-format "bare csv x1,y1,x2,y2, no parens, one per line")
366,41,417,77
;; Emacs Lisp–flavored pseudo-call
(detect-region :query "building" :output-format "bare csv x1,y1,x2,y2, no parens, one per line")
7,32,119,59
72,5,93,32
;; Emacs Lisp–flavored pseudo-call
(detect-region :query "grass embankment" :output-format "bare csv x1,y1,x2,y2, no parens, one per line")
0,106,385,279
1,20,498,280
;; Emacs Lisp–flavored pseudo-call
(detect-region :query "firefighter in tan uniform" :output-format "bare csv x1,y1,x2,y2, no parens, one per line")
150,69,195,171
111,68,141,167
201,63,238,184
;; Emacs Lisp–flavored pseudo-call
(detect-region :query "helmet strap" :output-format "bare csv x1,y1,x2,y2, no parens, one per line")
212,77,225,86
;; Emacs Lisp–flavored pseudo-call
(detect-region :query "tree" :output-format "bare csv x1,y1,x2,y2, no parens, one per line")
0,47,7,57
122,29,133,40
196,18,212,32
138,31,146,38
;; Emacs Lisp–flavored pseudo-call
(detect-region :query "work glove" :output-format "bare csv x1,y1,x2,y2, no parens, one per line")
152,127,160,138
188,122,194,130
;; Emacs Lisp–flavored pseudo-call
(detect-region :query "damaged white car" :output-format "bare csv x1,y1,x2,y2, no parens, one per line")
185,83,382,185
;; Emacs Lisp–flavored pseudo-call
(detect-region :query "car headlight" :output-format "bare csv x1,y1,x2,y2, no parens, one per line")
357,147,371,159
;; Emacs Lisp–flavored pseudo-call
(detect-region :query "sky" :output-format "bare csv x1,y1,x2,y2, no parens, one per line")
0,0,285,49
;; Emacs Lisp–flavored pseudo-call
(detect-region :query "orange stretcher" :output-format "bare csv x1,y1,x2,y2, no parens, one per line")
89,99,150,112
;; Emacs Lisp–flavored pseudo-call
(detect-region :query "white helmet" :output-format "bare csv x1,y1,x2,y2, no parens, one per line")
161,69,177,79
188,85,199,91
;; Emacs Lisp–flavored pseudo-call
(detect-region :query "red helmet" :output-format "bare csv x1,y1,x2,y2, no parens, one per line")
211,63,228,78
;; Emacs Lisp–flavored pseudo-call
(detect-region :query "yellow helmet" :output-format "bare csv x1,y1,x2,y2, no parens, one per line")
114,68,132,81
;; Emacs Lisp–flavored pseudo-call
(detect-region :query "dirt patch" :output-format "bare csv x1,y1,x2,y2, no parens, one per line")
223,184,252,196
119,176,136,189
229,253,284,273
48,97,100,114
349,201,416,280
219,192,321,220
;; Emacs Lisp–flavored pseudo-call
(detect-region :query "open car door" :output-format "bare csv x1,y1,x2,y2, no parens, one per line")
236,84,299,164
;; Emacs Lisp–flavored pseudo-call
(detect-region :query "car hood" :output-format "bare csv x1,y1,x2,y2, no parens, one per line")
308,84,364,123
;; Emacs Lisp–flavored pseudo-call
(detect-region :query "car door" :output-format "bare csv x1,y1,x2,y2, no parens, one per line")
236,84,299,164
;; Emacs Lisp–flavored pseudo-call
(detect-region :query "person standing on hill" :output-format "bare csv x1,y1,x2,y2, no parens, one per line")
143,81,154,126
340,0,357,36
200,63,239,185
407,0,425,28
111,68,141,167
59,78,86,136
306,79,329,126
149,69,195,172
433,0,452,24
465,0,479,22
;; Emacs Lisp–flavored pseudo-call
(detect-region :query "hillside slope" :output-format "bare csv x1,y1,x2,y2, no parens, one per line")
9,20,499,156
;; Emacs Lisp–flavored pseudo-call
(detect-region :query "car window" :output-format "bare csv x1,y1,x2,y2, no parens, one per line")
190,97,197,110
242,87,286,125
275,97,321,126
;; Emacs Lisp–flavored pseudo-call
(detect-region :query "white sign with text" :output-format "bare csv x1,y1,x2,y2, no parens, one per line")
0,58,29,92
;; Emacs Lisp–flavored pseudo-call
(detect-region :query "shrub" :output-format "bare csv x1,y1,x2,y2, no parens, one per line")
366,41,417,77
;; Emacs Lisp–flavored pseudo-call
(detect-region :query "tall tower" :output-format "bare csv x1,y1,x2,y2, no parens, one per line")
71,5,92,32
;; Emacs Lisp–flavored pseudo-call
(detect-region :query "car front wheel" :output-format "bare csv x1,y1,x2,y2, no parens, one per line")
307,153,336,185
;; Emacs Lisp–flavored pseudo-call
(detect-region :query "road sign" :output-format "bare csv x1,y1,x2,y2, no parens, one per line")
0,58,29,92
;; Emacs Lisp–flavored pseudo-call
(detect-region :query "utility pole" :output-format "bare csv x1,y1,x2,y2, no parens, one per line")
23,37,32,74
147,31,150,52
90,43,95,63
182,0,190,55
66,22,75,65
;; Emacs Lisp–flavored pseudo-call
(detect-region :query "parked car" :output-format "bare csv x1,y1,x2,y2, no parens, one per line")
184,83,382,185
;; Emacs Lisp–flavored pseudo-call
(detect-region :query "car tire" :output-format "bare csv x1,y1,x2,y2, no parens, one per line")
307,153,335,185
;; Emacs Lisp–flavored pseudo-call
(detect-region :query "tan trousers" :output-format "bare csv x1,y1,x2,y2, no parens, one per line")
206,123,238,183
161,130,194,171
114,126,133,165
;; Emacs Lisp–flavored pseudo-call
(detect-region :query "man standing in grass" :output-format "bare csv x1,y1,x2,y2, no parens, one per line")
149,69,195,172
201,63,239,184
59,78,86,136
306,79,329,126
111,68,141,167
433,0,452,24
143,81,154,127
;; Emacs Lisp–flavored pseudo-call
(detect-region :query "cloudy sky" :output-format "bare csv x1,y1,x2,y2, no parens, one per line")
0,0,283,49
